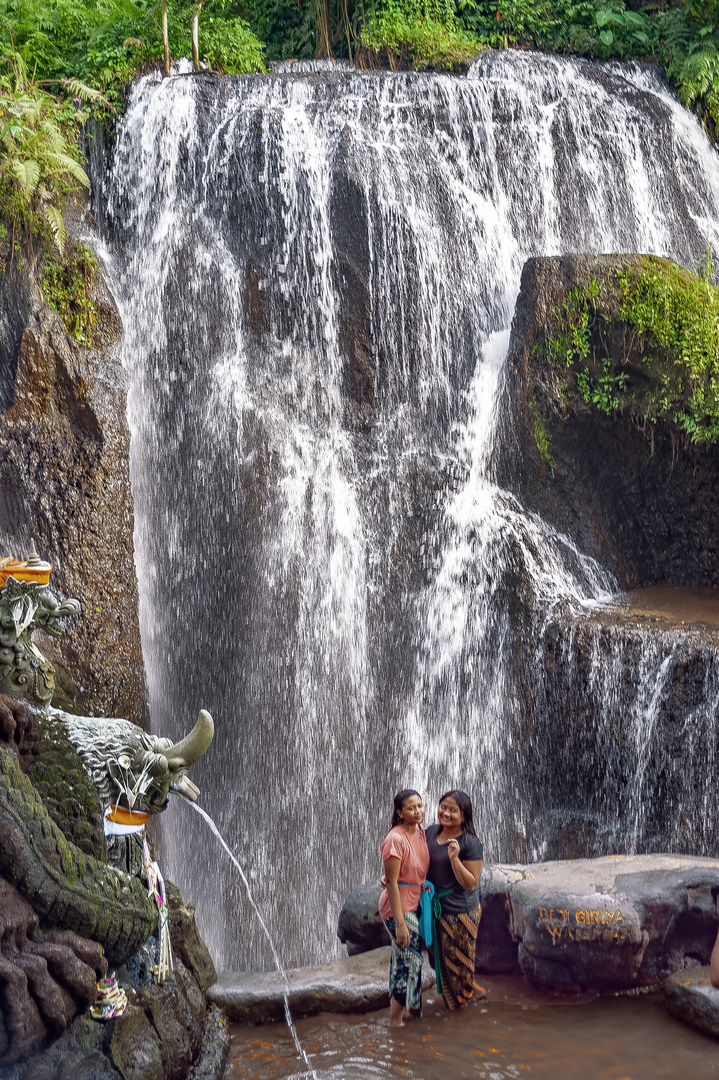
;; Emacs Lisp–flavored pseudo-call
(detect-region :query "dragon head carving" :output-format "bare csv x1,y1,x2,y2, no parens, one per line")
55,708,215,816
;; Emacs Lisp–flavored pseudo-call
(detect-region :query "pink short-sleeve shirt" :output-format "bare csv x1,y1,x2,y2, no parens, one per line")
378,825,430,920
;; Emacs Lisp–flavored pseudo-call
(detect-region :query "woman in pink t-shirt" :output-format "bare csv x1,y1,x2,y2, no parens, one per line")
378,789,429,1027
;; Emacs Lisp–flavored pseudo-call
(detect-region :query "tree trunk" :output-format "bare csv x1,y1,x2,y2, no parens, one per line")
191,3,202,70
162,0,170,76
314,0,332,58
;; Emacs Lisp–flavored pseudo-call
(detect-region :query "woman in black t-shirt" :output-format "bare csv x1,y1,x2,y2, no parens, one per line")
426,789,483,1009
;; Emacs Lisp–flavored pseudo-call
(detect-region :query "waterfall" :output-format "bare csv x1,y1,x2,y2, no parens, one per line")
99,51,719,971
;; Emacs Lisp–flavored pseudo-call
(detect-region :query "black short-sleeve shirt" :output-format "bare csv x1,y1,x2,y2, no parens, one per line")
426,823,483,914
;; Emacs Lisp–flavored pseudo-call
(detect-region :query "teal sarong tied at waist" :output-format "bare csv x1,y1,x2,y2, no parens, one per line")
429,885,461,995
432,885,457,919
398,880,435,947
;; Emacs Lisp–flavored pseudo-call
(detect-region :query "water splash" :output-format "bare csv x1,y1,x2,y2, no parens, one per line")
186,800,317,1078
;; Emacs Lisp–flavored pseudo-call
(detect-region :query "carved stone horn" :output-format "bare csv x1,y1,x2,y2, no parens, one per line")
164,709,214,770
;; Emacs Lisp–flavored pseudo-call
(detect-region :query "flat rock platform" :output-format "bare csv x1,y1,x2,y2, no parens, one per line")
208,946,435,1025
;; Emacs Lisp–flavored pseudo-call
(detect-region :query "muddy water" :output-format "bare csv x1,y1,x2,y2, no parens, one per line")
227,976,719,1079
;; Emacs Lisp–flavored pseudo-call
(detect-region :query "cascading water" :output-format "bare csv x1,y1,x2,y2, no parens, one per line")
533,613,719,858
97,50,719,972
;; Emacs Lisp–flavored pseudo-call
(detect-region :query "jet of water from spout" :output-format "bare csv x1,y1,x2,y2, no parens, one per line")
184,799,318,1078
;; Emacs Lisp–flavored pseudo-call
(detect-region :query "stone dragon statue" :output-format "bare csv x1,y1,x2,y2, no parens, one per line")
0,545,215,1066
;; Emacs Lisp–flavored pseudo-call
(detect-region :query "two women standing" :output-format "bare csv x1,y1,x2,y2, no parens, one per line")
378,787,483,1026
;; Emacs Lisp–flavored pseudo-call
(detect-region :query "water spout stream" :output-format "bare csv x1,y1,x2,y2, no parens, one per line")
186,800,317,1077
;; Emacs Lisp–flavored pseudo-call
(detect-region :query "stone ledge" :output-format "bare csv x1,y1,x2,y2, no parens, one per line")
339,854,719,995
209,947,434,1025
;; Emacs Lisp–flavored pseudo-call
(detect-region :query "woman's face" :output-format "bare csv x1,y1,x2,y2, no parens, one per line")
438,797,463,830
399,794,424,826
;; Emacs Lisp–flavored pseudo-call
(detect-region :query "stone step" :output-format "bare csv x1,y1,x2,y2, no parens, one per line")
208,946,434,1025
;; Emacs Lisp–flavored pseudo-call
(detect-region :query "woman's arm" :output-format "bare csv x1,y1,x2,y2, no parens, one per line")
384,856,410,947
447,839,482,891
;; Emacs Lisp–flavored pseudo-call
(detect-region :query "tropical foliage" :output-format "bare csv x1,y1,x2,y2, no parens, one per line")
0,0,718,288
0,51,103,254
1,0,718,115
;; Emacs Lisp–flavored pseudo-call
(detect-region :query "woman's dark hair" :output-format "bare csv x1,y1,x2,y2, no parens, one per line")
439,789,477,837
391,788,422,828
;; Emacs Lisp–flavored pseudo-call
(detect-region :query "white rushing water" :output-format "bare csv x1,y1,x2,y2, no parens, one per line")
99,51,719,970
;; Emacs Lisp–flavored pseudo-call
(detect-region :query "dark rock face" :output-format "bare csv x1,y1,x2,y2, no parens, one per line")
336,881,390,955
506,254,719,590
0,264,148,728
339,855,719,995
166,883,218,994
664,966,719,1039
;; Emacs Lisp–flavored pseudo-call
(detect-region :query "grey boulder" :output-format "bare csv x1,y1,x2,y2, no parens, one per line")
664,966,719,1038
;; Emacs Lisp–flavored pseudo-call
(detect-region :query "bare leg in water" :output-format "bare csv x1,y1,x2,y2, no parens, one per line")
389,996,406,1027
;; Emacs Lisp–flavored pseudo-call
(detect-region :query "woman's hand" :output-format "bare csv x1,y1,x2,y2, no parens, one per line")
395,921,410,948
447,838,460,861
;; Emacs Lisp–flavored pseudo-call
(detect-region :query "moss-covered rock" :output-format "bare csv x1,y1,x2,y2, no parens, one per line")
531,254,719,445
29,714,105,859
0,745,157,963
508,253,719,588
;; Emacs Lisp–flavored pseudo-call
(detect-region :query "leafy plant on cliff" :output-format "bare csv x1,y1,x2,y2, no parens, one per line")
673,44,719,130
533,280,598,368
538,259,719,446
528,399,555,468
41,241,99,344
617,259,719,444
0,51,103,254
357,0,480,68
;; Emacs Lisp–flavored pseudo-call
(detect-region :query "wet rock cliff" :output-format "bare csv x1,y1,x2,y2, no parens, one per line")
0,256,148,727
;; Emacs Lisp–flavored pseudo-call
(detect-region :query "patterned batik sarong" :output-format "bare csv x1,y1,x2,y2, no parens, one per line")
433,902,481,1010
385,910,424,1017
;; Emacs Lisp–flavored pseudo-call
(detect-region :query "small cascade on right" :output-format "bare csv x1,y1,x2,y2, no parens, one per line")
532,589,719,859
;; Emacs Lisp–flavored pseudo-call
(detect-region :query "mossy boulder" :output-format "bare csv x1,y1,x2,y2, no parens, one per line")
507,253,719,587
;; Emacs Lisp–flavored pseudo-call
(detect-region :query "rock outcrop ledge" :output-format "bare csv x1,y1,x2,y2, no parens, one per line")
339,854,719,995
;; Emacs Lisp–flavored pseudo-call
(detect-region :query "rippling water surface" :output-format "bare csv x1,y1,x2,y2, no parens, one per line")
227,980,719,1079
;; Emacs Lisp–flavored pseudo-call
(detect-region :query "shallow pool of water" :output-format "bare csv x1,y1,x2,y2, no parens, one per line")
227,977,719,1079
593,585,719,631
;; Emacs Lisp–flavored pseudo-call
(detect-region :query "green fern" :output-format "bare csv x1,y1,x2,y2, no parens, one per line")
675,45,719,126
0,51,94,255
11,157,40,196
42,204,66,252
